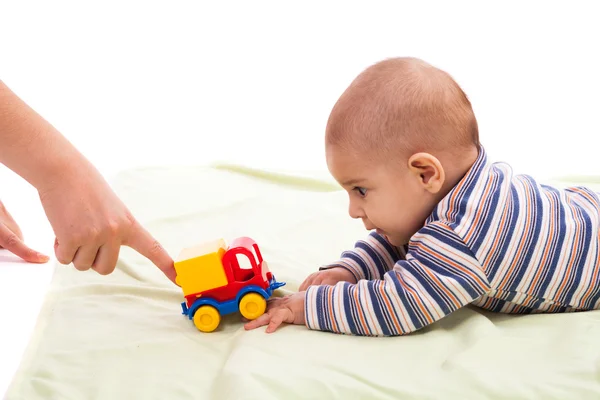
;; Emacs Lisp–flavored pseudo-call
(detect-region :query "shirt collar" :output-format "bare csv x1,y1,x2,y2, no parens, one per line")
426,145,488,225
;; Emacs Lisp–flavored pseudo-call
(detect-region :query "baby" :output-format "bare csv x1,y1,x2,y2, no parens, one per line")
245,57,600,336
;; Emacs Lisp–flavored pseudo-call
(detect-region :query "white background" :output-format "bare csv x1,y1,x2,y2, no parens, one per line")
1,0,599,396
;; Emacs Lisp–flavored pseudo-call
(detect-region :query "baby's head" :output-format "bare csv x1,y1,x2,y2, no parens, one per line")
325,57,480,246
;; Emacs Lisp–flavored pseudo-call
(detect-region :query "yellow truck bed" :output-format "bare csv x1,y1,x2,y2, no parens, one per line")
174,238,229,297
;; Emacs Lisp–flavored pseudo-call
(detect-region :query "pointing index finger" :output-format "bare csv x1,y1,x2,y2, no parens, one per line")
125,220,177,284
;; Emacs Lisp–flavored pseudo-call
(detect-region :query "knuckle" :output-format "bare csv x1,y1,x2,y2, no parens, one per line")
124,211,137,229
148,239,164,256
3,233,20,248
65,233,83,247
88,226,101,241
24,247,37,258
106,220,120,236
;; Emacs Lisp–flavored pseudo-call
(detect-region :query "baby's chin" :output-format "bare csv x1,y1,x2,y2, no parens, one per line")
377,230,405,246
387,237,405,247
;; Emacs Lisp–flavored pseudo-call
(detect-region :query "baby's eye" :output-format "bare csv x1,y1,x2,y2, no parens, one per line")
353,187,367,197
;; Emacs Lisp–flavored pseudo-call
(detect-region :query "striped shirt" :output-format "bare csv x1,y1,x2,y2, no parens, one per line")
304,146,600,336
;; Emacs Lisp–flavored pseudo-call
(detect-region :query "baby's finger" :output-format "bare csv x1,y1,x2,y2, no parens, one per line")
265,309,289,333
310,275,332,287
298,275,312,291
244,313,271,330
0,223,49,263
299,273,317,291
321,278,342,286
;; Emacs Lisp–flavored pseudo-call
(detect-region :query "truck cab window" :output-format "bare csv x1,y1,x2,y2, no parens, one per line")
234,254,255,282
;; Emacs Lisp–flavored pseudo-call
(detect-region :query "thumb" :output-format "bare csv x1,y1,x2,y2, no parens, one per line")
0,223,49,263
124,220,177,284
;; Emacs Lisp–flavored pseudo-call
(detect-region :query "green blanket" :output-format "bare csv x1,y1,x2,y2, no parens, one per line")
6,166,600,399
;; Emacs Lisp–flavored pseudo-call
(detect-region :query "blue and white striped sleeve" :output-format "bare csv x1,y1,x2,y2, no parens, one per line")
304,222,491,336
319,231,406,282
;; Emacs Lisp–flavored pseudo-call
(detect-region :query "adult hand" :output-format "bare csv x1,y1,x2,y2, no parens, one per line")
38,164,177,283
0,80,176,283
0,199,49,263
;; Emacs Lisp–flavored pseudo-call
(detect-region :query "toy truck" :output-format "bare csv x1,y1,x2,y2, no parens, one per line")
174,236,285,332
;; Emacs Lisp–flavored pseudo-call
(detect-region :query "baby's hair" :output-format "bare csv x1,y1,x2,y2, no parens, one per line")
325,57,479,162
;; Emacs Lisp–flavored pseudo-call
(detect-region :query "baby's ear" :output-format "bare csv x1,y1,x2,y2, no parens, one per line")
407,153,445,194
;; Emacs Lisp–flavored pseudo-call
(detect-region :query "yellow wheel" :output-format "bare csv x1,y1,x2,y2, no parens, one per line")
193,305,221,332
239,292,267,320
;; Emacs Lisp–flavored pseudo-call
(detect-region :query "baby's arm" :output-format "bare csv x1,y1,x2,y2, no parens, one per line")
305,222,491,336
319,230,406,282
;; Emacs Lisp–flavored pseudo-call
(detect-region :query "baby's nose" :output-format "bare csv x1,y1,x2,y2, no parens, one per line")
348,203,364,219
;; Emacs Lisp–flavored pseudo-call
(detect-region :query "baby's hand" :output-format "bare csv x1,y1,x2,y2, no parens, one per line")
244,292,306,333
299,267,356,291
